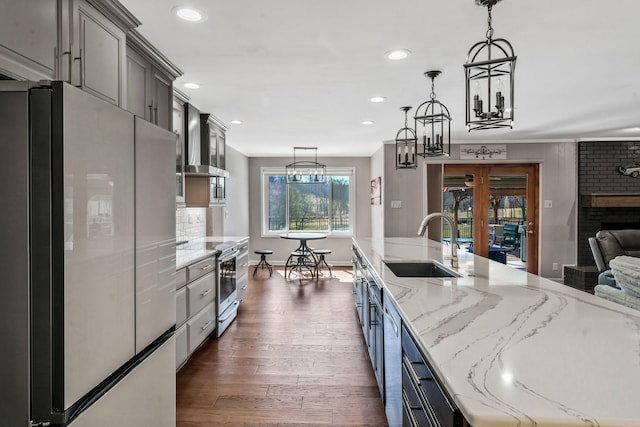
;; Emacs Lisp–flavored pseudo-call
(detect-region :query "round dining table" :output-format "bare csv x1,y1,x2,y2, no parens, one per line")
280,232,327,278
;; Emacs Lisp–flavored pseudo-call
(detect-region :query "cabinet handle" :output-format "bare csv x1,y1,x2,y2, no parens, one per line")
63,47,73,84
153,102,158,124
241,285,248,291
218,301,239,322
148,104,154,120
200,289,211,297
385,306,399,336
199,264,212,271
74,48,84,88
200,320,212,331
241,263,248,268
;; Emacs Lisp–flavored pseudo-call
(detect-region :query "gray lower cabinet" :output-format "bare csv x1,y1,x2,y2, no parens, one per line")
236,238,250,301
175,256,217,371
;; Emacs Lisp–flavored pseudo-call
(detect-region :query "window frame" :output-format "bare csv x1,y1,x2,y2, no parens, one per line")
260,166,356,237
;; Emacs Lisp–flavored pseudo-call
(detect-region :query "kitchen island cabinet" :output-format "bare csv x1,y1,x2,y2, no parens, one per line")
353,236,640,427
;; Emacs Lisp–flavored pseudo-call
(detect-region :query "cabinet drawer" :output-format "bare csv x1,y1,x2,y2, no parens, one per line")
187,303,216,353
176,287,187,327
237,252,249,281
176,268,187,289
175,323,188,370
402,325,460,427
187,256,216,282
187,272,215,316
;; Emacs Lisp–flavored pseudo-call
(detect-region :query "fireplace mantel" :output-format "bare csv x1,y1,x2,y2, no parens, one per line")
581,193,640,207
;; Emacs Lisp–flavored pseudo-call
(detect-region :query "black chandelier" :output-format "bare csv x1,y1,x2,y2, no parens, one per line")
414,70,451,157
464,0,516,131
285,146,326,184
395,106,418,169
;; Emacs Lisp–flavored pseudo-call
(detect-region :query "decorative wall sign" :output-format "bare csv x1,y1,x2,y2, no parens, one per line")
460,144,507,160
371,177,381,205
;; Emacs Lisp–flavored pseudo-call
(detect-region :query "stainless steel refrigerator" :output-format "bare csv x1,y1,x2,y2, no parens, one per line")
0,81,176,427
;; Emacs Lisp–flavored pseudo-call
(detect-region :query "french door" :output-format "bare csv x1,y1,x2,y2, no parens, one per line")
443,164,539,274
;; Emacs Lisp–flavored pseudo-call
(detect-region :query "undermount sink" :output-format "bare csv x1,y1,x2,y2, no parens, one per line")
384,260,462,278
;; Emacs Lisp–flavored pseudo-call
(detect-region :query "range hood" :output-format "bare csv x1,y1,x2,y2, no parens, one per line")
183,102,228,178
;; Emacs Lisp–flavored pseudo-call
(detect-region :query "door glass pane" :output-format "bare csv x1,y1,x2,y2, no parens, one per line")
442,173,475,246
488,173,527,270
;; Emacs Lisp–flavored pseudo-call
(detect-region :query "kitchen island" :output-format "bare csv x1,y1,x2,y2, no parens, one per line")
353,237,640,427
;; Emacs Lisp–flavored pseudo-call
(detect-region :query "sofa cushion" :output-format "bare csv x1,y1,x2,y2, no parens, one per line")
595,229,640,268
610,256,640,297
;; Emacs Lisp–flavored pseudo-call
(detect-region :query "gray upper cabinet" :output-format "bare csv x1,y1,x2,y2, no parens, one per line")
0,0,57,80
200,114,228,171
173,90,189,206
59,0,139,106
126,30,182,131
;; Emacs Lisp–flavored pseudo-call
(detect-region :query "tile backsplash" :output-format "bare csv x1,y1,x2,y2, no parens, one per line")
176,208,206,242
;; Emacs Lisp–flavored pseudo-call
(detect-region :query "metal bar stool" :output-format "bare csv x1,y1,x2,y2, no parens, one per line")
253,249,273,277
285,250,317,279
312,248,332,277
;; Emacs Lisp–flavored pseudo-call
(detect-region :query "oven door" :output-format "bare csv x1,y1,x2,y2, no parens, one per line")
217,249,239,336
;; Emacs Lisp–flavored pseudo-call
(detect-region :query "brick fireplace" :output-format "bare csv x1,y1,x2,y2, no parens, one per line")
566,141,640,292
577,141,640,266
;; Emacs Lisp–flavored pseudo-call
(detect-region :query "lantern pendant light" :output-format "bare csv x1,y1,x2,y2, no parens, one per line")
464,0,516,131
414,70,451,157
395,106,418,169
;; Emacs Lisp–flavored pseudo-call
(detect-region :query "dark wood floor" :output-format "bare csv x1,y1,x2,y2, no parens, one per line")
176,267,388,426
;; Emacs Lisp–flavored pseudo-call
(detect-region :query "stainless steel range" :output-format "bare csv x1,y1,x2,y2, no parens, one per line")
216,242,239,336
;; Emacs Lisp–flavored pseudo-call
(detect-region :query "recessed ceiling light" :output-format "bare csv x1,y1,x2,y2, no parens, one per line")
172,6,207,22
385,49,411,60
183,82,200,89
369,96,386,103
230,120,243,125
361,120,375,125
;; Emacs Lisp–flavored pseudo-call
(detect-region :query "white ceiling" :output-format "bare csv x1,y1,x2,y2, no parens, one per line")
120,0,640,157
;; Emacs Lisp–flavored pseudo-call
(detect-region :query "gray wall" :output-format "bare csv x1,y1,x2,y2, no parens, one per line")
382,144,428,237
223,145,250,236
248,156,371,265
370,145,385,241
379,141,578,279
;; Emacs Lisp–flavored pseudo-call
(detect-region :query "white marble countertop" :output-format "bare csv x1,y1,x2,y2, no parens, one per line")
176,236,249,270
353,237,640,427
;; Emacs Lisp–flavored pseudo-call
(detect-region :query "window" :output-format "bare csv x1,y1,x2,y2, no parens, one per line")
261,167,355,236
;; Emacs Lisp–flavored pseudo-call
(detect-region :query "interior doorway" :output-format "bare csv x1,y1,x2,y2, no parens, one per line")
443,164,539,274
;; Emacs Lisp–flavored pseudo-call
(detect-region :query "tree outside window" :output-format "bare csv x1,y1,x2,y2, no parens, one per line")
263,170,353,235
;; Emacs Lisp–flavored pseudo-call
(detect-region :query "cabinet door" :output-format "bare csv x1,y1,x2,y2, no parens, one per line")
0,0,57,80
125,48,150,119
217,126,226,170
73,0,125,106
152,67,173,130
173,99,185,204
207,123,218,168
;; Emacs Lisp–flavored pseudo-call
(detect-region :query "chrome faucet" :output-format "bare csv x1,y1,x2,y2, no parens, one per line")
417,212,459,269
